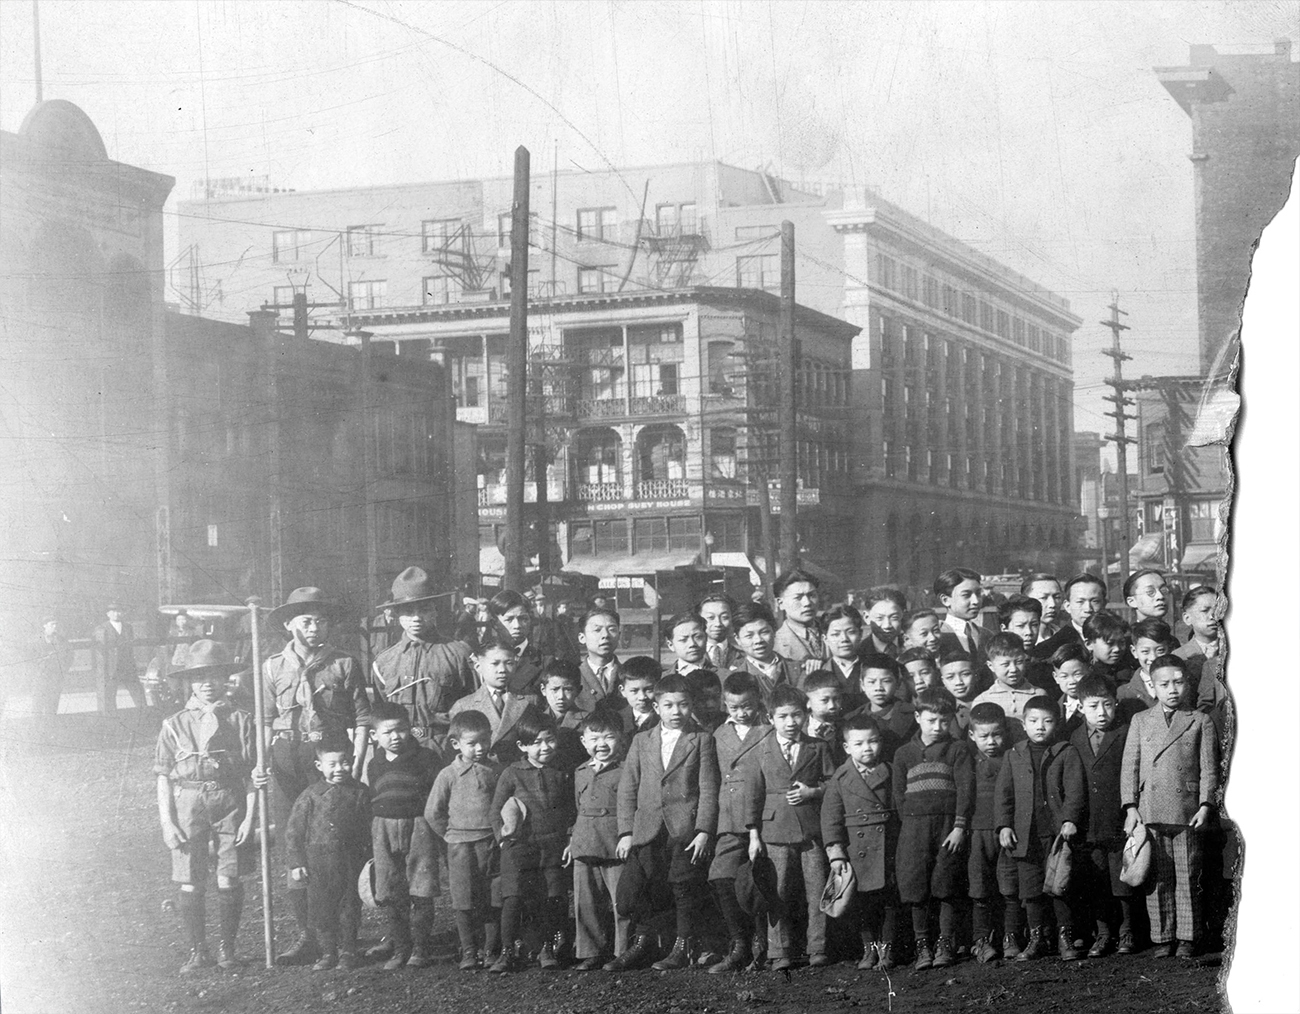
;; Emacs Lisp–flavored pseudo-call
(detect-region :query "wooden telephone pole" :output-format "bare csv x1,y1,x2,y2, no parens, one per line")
777,220,799,572
503,147,531,593
1100,292,1135,587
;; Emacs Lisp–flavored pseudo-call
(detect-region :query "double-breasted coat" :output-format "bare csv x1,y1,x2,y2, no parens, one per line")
821,761,897,892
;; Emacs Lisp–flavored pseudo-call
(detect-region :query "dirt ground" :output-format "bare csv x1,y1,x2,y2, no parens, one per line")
0,715,1229,1014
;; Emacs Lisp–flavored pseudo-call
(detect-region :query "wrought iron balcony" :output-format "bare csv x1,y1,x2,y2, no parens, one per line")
576,481,624,502
636,478,690,499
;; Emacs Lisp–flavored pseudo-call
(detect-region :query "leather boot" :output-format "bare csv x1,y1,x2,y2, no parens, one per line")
407,898,436,968
652,935,695,971
603,933,656,971
707,937,752,974
1016,927,1049,962
1058,927,1082,961
857,931,878,970
276,891,319,966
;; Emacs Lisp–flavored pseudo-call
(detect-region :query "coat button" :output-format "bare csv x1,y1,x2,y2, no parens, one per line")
856,831,864,838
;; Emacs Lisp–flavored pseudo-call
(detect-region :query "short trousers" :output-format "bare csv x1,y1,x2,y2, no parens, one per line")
708,831,750,882
967,828,1017,900
170,784,244,885
498,834,567,899
1009,835,1051,900
896,813,966,904
372,816,439,902
446,838,498,911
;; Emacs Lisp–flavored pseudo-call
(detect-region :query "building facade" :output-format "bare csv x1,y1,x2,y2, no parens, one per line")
176,161,1082,593
1156,40,1300,375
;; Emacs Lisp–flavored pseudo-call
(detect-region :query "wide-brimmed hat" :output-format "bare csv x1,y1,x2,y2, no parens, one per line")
268,587,341,627
174,639,244,681
377,566,443,610
357,859,378,908
499,796,528,839
735,854,780,917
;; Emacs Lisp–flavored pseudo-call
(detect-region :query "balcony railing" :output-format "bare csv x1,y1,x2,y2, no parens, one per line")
573,393,688,419
636,478,690,499
576,482,624,502
478,480,567,506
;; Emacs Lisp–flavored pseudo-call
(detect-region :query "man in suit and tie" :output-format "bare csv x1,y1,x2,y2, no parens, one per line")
1120,655,1218,958
449,639,532,765
575,607,623,712
92,601,147,715
607,674,720,972
698,594,745,672
1021,574,1066,645
731,602,800,710
1036,574,1108,659
773,570,828,678
934,568,989,665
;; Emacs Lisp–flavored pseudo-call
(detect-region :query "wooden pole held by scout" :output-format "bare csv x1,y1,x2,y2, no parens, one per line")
247,596,275,968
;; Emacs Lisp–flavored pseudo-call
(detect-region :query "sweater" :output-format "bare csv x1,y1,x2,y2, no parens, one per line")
367,743,442,820
890,733,975,830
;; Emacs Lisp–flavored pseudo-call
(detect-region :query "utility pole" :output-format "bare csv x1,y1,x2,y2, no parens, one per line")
1100,291,1135,588
293,290,308,343
777,220,799,571
32,1,43,103
503,146,531,593
353,329,381,613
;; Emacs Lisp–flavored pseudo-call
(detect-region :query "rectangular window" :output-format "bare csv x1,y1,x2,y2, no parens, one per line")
961,292,977,325
593,518,629,555
634,517,668,553
710,429,737,479
463,375,480,408
736,253,779,290
423,275,460,305
577,266,618,294
577,206,618,242
668,516,702,551
422,219,462,253
347,279,387,310
922,274,940,309
655,203,678,232
346,225,380,257
901,265,919,301
272,285,295,310
569,521,593,557
734,224,773,242
272,229,311,263
995,309,1010,339
497,211,540,247
679,203,698,234
657,363,679,395
1027,325,1042,352
979,300,994,332
1145,422,1167,475
875,253,897,291
1012,317,1025,345
705,513,746,553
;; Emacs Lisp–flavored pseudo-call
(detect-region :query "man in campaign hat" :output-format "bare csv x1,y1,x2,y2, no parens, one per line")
262,587,371,965
370,566,474,753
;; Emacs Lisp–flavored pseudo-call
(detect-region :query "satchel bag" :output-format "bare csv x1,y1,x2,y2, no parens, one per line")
1044,834,1073,897
1121,818,1153,887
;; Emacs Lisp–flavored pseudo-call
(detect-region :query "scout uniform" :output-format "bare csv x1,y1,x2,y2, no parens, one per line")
154,641,254,972
822,756,899,969
371,567,474,749
262,587,371,964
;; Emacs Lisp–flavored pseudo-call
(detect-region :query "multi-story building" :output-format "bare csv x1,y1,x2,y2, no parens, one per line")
1156,40,1300,375
177,162,1081,593
0,101,471,638
343,286,858,611
829,191,1082,591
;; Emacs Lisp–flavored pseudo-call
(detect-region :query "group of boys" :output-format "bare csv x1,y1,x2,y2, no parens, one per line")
154,563,1227,977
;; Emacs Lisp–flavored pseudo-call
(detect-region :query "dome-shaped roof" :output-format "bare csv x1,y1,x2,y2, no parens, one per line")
18,100,108,160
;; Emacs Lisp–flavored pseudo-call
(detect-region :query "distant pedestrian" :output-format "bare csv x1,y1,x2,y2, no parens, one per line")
34,617,70,717
92,601,147,714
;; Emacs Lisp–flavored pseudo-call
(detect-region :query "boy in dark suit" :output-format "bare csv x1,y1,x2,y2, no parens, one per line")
994,696,1084,962
565,710,628,970
1116,619,1176,722
964,702,1018,964
538,660,588,772
1049,642,1092,735
450,639,531,763
608,674,720,970
1120,655,1218,958
893,688,975,970
731,602,800,708
802,670,846,765
746,685,836,970
614,656,661,735
1060,674,1134,957
706,673,771,973
1082,610,1130,685
576,608,623,712
822,713,900,970
823,604,867,711
851,654,916,761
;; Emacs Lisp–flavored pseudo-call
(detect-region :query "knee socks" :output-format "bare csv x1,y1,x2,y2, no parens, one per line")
712,879,750,943
411,897,435,950
1026,896,1048,931
288,888,312,937
938,900,956,939
500,897,523,951
1118,898,1133,934
177,888,205,949
217,885,243,946
484,908,502,956
542,895,567,946
454,910,477,953
911,903,930,942
1052,897,1074,934
972,899,993,940
1003,896,1024,937
672,883,698,939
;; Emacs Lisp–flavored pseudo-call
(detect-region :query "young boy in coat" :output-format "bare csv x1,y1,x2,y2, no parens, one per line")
565,710,629,970
1062,674,1134,956
1120,655,1218,958
746,685,836,970
609,674,720,971
450,638,531,763
994,696,1084,962
964,702,1017,963
706,673,771,973
822,713,900,970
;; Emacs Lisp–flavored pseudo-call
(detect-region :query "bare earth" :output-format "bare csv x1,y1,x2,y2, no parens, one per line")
0,715,1226,1014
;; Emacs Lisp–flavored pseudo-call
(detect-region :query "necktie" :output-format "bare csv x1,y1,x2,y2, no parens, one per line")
710,643,726,669
782,740,795,766
1203,641,1219,659
489,690,504,716
1090,729,1104,755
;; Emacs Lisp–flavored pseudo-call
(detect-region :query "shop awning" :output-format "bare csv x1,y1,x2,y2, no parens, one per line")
1128,533,1164,571
1180,542,1219,573
563,550,704,581
479,546,505,577
708,551,763,584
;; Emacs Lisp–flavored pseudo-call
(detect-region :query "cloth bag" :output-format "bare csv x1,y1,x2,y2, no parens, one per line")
1121,818,1153,887
1044,834,1073,896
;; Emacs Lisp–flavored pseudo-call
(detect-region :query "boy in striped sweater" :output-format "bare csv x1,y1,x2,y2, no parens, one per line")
366,702,444,969
891,688,975,969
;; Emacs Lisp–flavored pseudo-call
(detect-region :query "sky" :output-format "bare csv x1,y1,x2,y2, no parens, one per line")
1,0,1297,448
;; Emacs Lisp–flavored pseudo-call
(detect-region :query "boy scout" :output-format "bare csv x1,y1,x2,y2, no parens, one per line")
155,641,263,972
371,567,473,750
262,587,372,965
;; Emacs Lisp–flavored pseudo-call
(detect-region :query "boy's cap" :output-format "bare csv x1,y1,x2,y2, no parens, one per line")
499,796,528,838
357,859,378,908
174,639,244,681
819,861,856,917
268,587,342,626
735,854,780,916
378,566,449,610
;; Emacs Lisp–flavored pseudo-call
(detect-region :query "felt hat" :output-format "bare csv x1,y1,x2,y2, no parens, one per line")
173,639,244,681
377,566,443,610
499,796,528,839
268,587,341,627
819,861,857,917
357,859,378,908
1121,818,1153,887
735,854,780,917
105,601,123,612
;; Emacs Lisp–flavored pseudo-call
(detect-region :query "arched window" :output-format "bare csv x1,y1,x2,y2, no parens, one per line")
636,424,686,497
